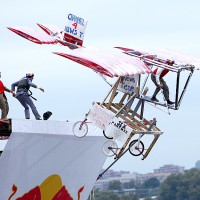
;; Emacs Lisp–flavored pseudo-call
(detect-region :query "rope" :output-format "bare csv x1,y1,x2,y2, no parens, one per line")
28,90,37,101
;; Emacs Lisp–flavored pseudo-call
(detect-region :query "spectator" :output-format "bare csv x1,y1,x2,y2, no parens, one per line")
0,72,15,119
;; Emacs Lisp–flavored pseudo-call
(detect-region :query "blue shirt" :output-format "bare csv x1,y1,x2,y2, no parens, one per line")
11,77,38,97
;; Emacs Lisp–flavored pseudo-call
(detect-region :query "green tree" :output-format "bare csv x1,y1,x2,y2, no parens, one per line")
159,168,200,200
94,191,120,200
142,177,160,189
120,194,139,200
108,180,122,191
123,179,136,189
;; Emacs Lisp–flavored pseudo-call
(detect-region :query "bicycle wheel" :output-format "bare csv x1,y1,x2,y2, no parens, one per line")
102,140,118,157
72,121,88,138
103,130,113,139
129,140,144,156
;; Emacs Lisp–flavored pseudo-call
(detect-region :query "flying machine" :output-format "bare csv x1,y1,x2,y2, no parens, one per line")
7,13,200,178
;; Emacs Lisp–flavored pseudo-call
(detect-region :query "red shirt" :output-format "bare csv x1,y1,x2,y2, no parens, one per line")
153,67,169,85
0,81,4,93
153,68,169,78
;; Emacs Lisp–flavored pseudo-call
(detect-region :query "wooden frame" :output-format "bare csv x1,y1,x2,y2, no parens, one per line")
97,76,163,160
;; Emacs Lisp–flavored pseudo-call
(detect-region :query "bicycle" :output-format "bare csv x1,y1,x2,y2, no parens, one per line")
103,130,113,140
102,119,132,140
102,139,145,157
72,118,92,138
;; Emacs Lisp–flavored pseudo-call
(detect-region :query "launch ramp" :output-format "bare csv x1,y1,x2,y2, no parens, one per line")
0,119,107,200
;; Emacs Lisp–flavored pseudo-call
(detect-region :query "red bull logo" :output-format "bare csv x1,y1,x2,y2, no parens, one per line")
8,174,84,200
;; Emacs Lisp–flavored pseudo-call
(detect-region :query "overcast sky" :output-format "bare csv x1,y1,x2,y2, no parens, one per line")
1,0,200,174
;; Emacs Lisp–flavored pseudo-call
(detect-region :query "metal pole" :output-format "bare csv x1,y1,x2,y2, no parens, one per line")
178,70,193,108
175,71,180,110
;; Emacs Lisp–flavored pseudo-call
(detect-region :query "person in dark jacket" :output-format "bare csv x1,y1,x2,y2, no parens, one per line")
11,73,44,120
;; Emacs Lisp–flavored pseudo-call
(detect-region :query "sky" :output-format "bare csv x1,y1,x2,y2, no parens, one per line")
1,0,200,174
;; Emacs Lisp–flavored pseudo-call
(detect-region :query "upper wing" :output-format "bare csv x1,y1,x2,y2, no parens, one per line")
53,47,152,77
7,24,80,49
8,13,88,48
7,25,151,77
7,26,59,44
36,23,62,35
151,48,200,70
115,46,200,70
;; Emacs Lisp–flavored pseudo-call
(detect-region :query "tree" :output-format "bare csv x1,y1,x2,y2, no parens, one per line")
123,179,136,189
108,180,122,191
94,191,120,200
159,168,200,200
120,194,139,200
142,177,160,189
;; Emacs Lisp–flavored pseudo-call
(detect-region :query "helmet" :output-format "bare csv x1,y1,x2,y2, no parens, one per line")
166,59,175,66
26,73,34,78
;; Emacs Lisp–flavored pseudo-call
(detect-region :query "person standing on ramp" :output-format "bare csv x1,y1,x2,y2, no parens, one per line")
11,73,44,120
0,72,15,119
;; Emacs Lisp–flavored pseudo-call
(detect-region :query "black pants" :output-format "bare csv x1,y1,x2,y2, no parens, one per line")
151,74,169,101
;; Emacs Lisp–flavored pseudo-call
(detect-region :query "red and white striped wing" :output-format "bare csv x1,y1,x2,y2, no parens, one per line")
36,23,62,35
150,49,200,70
7,26,58,44
53,47,152,77
115,46,200,70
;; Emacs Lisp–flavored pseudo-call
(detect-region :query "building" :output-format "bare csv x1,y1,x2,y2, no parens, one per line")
95,171,138,190
153,164,184,174
95,164,185,190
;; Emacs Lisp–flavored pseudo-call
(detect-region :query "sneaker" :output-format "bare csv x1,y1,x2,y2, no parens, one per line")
151,96,159,102
167,100,175,105
36,118,42,120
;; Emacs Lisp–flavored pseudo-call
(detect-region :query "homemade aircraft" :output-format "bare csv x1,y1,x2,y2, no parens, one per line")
7,13,200,170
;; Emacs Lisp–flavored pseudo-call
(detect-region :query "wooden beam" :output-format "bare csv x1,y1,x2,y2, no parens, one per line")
142,135,159,160
101,77,121,106
119,93,128,106
107,78,121,109
117,132,136,158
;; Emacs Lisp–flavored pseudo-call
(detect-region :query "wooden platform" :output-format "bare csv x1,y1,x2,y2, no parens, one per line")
97,101,162,160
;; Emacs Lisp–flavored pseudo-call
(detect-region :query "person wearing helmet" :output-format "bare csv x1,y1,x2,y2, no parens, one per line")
151,59,175,105
0,72,15,119
11,73,44,120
